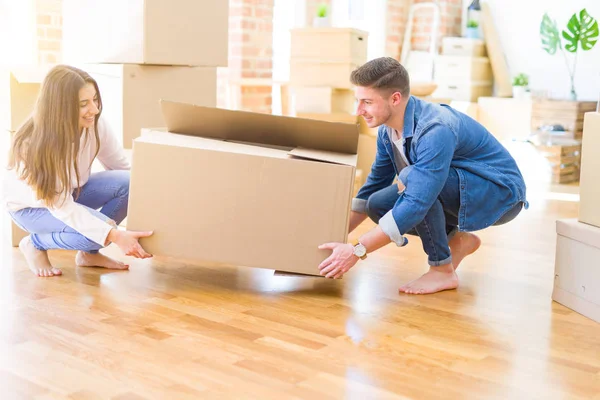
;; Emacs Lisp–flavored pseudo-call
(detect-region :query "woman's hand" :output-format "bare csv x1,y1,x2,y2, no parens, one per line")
108,229,153,259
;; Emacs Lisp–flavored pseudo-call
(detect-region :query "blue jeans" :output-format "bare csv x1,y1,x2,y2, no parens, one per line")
9,170,130,253
365,168,523,266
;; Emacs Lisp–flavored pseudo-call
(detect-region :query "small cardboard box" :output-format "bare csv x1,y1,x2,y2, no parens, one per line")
290,28,368,64
442,37,486,57
433,81,493,102
84,64,216,149
127,101,359,276
579,112,600,228
62,0,228,66
553,219,600,323
294,87,356,114
434,56,493,82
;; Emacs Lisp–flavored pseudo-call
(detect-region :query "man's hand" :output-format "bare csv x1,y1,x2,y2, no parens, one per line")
317,242,359,279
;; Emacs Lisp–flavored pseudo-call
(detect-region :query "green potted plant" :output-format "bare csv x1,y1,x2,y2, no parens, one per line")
512,73,529,99
465,20,479,39
313,3,330,27
540,8,599,100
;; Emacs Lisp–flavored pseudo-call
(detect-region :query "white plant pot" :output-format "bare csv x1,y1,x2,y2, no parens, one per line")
512,86,527,99
313,16,330,27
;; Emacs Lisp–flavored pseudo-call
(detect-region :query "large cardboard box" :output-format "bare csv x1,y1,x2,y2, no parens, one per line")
294,112,377,137
62,0,228,67
289,61,358,89
290,28,368,64
127,101,359,276
294,87,356,114
476,97,532,141
84,64,216,149
579,112,600,227
553,219,600,323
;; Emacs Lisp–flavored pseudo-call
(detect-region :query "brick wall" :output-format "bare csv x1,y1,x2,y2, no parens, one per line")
385,0,410,59
385,0,462,60
36,0,62,65
217,0,275,114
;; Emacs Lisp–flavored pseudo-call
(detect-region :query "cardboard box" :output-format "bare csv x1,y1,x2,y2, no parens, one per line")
84,64,216,149
442,37,486,57
579,112,600,227
434,56,493,82
476,97,532,141
290,28,368,64
290,61,358,89
62,0,228,66
294,112,377,137
433,81,492,102
294,87,356,114
553,219,600,323
127,100,359,276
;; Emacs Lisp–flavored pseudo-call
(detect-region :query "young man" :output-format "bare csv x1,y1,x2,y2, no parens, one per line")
318,57,528,294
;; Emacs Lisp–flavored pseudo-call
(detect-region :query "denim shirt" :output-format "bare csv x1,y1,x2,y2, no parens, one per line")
352,96,528,245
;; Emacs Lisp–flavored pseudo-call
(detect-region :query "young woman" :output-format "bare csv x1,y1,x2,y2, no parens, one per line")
2,64,153,277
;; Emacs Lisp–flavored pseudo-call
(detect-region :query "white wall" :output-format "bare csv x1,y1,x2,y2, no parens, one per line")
483,0,600,101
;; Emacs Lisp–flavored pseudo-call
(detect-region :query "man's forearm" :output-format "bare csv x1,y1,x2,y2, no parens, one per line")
348,211,368,233
358,225,391,254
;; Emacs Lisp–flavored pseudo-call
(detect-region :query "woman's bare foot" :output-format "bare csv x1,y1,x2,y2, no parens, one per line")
75,251,129,270
448,232,481,270
399,264,458,295
19,236,62,277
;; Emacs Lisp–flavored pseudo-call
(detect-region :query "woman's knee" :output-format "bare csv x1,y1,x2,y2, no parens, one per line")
114,170,130,194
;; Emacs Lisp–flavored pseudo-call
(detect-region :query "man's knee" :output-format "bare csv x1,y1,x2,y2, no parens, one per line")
365,192,387,223
494,202,523,226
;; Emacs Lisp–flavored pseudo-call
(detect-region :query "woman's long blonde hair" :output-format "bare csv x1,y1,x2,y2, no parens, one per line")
8,65,102,205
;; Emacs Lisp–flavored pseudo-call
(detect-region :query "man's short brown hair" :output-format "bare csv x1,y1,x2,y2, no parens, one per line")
350,57,410,97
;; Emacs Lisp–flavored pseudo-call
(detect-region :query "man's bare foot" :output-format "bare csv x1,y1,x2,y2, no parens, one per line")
19,236,62,277
448,231,481,270
399,264,458,295
75,251,129,270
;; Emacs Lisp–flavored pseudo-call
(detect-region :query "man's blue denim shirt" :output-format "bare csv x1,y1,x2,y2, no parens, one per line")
352,96,529,246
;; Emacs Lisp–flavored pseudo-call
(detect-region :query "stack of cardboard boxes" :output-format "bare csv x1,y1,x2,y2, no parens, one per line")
432,37,493,102
289,27,376,192
553,111,600,323
62,0,228,149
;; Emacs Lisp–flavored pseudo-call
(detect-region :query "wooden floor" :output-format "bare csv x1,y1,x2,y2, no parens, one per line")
1,140,599,400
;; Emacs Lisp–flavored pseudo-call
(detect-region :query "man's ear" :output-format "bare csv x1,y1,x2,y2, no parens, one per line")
390,91,403,106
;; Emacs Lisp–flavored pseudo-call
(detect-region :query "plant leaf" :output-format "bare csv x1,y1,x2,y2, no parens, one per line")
540,13,561,54
562,8,599,52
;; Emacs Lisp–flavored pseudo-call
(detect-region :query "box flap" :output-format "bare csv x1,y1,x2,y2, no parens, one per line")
557,219,600,249
160,100,359,154
288,148,357,166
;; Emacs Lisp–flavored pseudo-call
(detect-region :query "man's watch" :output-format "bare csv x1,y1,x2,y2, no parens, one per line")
352,239,367,260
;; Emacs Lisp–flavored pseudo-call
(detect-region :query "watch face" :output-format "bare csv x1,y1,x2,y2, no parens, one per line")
355,244,367,257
